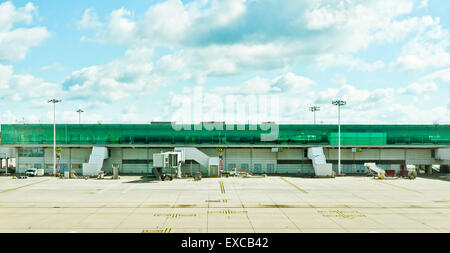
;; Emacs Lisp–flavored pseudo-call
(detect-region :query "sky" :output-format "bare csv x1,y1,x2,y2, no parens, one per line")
0,0,449,125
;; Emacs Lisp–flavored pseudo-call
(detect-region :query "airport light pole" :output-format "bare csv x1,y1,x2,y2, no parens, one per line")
48,99,62,175
309,106,320,124
77,109,84,124
332,100,346,175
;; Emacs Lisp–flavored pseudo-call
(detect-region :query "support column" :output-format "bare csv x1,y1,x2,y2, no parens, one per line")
250,148,253,173
15,148,19,174
440,165,449,174
69,148,72,178
275,150,278,174
425,165,432,175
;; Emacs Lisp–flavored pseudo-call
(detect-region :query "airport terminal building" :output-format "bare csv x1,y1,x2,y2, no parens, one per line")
1,123,450,176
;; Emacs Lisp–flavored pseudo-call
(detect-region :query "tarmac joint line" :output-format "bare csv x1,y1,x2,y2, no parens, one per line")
318,210,365,219
374,180,421,194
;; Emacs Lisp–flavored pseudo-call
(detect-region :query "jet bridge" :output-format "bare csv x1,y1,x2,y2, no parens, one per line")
153,147,220,179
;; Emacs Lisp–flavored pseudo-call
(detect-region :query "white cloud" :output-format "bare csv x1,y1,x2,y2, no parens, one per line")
272,73,316,93
423,67,450,82
82,0,425,78
418,0,428,9
161,74,449,124
315,82,395,107
153,43,295,83
390,16,450,71
315,54,385,72
120,105,139,121
77,8,102,30
392,37,450,71
396,67,450,97
104,8,136,45
62,47,167,103
0,1,50,61
212,77,277,95
102,0,247,46
40,62,64,72
398,81,438,95
0,64,61,103
303,0,415,52
138,0,192,44
211,73,315,95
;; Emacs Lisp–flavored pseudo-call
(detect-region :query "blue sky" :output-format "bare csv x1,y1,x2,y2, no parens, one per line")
0,0,449,124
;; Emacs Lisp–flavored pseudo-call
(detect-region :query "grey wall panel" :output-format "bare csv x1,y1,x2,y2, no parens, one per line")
17,157,44,172
122,164,149,174
380,149,405,160
226,149,251,168
277,149,304,160
226,149,251,158
252,149,276,160
123,148,148,160
406,149,432,164
276,164,300,174
43,148,70,164
103,148,121,172
406,149,431,160
181,164,201,175
70,148,91,163
200,148,220,157
327,149,354,160
18,157,44,167
354,149,380,160
149,149,167,157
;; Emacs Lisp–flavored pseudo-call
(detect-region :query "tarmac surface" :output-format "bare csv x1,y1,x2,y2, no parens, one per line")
0,175,449,233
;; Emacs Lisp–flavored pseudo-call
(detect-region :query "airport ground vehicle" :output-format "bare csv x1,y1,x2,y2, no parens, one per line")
25,168,38,177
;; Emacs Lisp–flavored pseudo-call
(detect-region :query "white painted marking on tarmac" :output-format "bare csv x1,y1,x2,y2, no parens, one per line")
97,182,121,194
122,184,138,194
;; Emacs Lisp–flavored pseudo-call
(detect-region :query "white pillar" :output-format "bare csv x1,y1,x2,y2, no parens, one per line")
338,105,341,175
53,102,56,175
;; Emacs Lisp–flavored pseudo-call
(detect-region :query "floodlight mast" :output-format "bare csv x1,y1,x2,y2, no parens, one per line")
332,100,346,175
48,99,62,176
77,109,84,124
309,106,320,124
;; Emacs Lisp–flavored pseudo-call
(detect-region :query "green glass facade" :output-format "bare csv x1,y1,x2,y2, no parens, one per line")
1,124,449,146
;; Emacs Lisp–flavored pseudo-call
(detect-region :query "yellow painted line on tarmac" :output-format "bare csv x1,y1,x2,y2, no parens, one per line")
0,179,50,194
280,177,308,194
208,209,248,215
154,213,197,219
219,181,226,194
335,210,351,219
142,228,171,233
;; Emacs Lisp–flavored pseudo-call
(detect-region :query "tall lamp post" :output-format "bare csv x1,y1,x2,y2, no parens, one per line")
77,109,84,124
48,99,62,175
309,106,320,124
332,100,346,175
